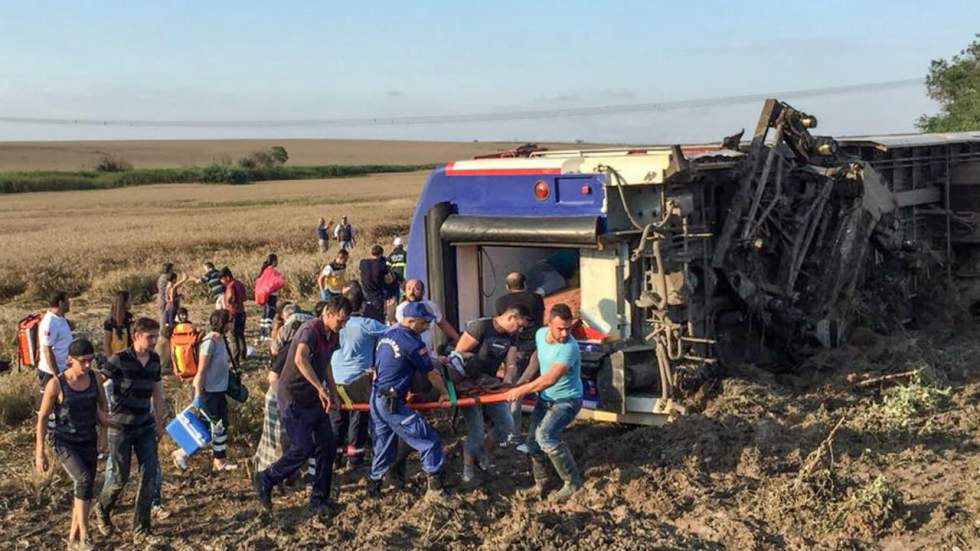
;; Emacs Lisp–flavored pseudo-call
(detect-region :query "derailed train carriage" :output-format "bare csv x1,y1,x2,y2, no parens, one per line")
403,99,980,425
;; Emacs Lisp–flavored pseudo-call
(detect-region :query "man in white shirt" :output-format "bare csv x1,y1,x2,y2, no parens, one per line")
394,279,459,359
38,290,73,384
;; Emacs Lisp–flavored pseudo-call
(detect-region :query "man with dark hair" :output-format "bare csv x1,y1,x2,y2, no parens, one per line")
200,262,224,300
367,301,452,500
219,267,247,363
38,290,72,397
254,295,352,516
318,249,350,300
450,304,528,486
329,284,387,469
334,216,355,251
495,272,545,434
396,279,459,363
506,303,583,501
96,317,167,537
359,245,389,322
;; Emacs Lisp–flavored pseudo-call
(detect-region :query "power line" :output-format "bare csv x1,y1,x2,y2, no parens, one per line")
0,78,922,129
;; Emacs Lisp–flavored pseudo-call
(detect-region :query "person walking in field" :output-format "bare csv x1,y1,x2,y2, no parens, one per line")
505,303,584,501
96,318,167,538
220,267,248,364
155,263,174,330
172,310,238,472
334,216,355,251
359,245,390,323
38,290,73,398
255,254,284,340
200,262,224,301
318,249,350,300
103,290,133,357
316,217,334,252
36,338,109,551
387,237,407,280
253,296,352,516
330,284,387,470
163,271,189,337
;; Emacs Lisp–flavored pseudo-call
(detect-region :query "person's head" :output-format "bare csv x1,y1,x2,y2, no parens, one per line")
399,301,435,335
371,245,384,257
314,300,327,317
262,253,278,269
161,262,174,275
209,309,231,334
320,295,353,332
204,261,215,271
393,237,403,248
281,303,299,320
404,279,425,302
175,307,190,323
166,271,178,284
335,249,349,264
505,272,528,292
495,304,530,335
342,216,348,224
111,289,131,325
48,290,69,314
219,267,234,283
547,303,575,343
67,338,95,373
131,317,160,352
319,217,325,225
343,284,365,313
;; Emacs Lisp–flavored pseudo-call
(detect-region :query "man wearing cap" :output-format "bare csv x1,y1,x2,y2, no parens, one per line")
387,238,407,280
367,301,451,500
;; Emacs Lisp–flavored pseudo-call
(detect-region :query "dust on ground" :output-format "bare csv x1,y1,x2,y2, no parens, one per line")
1,304,979,550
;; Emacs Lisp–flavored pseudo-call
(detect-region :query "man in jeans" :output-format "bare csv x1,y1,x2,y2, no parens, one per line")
220,267,248,363
96,317,167,536
449,304,528,486
505,303,584,501
495,272,545,435
254,295,352,517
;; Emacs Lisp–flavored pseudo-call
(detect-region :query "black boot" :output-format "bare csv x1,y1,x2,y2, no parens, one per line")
388,442,410,489
366,477,383,498
424,471,447,502
530,453,552,497
546,443,582,502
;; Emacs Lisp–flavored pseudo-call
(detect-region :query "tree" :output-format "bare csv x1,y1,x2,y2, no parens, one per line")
917,35,980,133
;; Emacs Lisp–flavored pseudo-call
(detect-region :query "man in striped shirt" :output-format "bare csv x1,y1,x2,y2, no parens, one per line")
95,317,167,538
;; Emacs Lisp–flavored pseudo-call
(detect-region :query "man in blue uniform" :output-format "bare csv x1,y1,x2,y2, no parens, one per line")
367,302,451,500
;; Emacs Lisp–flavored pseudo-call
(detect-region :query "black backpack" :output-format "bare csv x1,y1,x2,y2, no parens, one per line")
338,224,352,241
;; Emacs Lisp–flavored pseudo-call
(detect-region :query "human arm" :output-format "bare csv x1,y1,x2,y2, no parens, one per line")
175,273,190,290
516,351,540,385
502,346,519,385
193,337,212,399
41,345,57,374
437,319,460,344
34,378,60,473
426,369,450,403
454,331,480,355
151,380,166,440
103,330,113,356
506,361,570,402
94,372,111,428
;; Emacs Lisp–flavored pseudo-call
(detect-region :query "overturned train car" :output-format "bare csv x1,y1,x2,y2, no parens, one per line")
404,99,980,425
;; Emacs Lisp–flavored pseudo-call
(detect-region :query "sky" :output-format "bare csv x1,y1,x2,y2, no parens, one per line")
0,1,977,143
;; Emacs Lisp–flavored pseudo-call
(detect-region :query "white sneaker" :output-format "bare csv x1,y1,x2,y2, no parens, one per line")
477,455,495,473
515,443,531,454
152,505,171,520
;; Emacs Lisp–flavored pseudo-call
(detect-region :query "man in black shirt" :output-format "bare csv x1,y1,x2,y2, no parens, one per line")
495,272,545,434
359,245,389,322
254,296,352,517
450,304,529,485
96,317,166,537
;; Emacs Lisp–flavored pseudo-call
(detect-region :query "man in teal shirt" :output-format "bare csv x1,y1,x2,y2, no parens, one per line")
505,303,583,501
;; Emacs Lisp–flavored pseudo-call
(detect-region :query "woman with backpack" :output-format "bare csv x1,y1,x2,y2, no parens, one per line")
103,290,133,357
172,309,237,472
256,254,284,340
35,338,109,551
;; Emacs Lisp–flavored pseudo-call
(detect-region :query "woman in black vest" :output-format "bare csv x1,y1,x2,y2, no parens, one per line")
35,338,109,551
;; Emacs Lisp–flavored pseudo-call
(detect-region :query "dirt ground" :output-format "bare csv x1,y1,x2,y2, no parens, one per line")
0,139,612,171
1,295,978,550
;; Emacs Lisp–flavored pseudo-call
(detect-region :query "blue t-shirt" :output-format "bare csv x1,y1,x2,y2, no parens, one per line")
373,325,433,395
331,315,388,384
535,326,583,402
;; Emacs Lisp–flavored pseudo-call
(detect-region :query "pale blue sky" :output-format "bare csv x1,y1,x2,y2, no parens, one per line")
0,1,977,142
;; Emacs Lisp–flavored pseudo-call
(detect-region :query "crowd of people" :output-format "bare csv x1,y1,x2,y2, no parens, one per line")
32,217,586,549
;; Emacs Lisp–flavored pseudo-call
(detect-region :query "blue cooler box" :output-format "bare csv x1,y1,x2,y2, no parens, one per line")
166,406,211,457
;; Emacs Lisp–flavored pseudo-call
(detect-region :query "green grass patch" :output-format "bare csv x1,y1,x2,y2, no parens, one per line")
0,163,435,194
